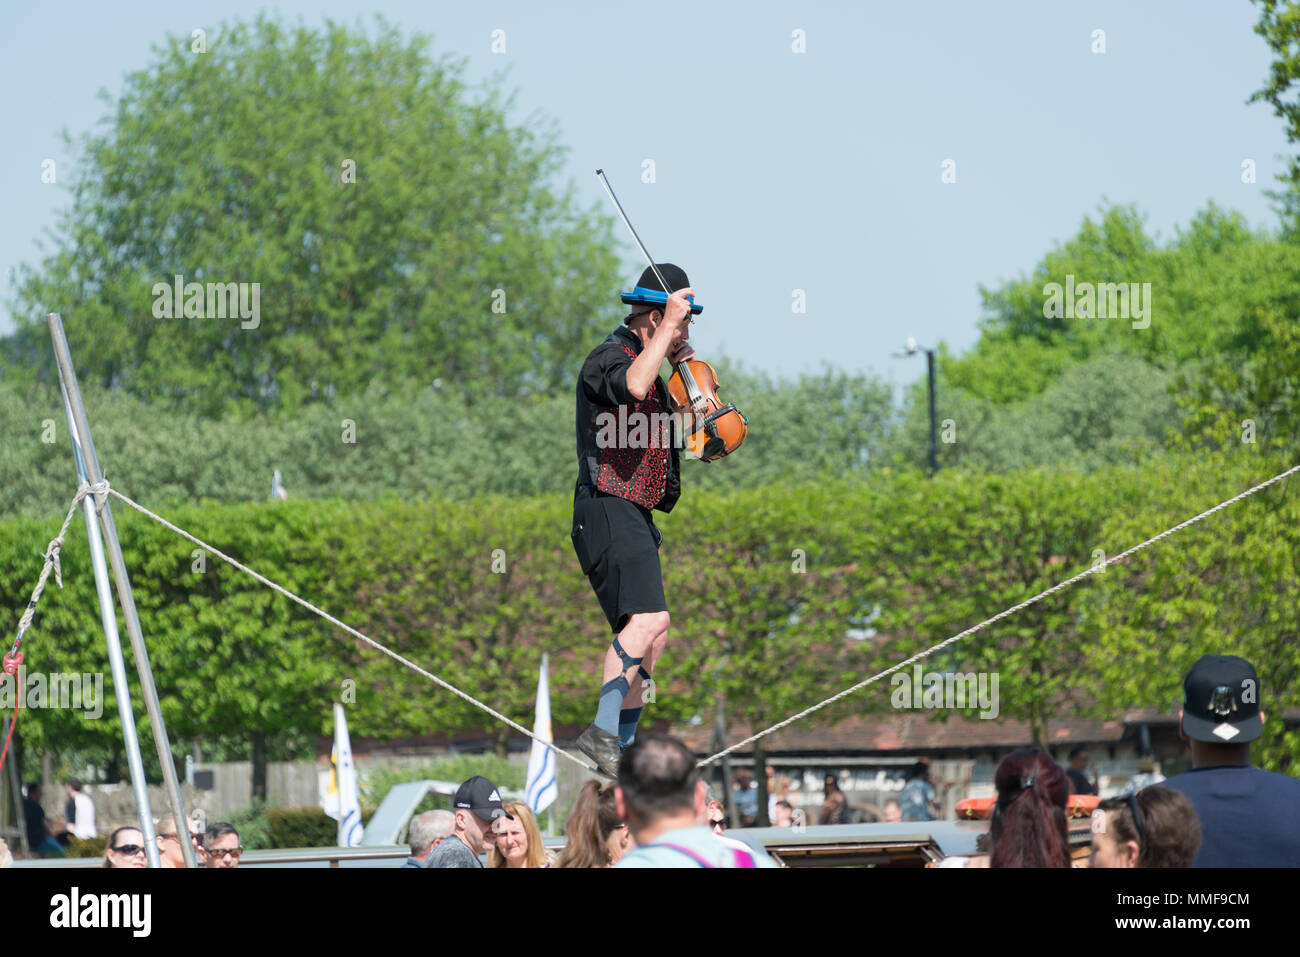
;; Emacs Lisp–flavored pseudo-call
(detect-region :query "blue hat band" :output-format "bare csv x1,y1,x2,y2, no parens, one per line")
621,285,703,314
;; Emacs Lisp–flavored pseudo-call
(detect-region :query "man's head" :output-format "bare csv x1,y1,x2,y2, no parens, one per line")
1178,654,1266,768
66,778,82,796
155,814,204,868
409,809,455,861
205,822,242,868
615,733,705,837
622,263,695,349
452,776,512,856
1068,747,1088,769
882,799,903,823
27,782,41,802
772,801,794,828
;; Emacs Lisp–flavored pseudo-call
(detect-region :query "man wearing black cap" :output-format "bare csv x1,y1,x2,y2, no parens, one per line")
571,264,697,777
1163,654,1300,867
423,776,512,868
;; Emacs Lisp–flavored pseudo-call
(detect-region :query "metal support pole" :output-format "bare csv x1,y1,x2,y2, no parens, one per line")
926,348,938,476
2,718,31,857
713,693,736,829
49,313,196,868
55,375,161,866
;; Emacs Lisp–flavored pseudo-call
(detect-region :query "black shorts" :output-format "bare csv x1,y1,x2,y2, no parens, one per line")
571,487,666,633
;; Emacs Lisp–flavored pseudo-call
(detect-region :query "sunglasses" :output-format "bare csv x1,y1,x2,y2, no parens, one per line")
208,847,243,860
1128,793,1145,845
111,844,145,856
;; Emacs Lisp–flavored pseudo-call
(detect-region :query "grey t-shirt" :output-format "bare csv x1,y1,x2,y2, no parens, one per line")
423,835,482,869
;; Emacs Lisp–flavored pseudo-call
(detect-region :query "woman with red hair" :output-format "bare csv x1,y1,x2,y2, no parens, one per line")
990,748,1072,868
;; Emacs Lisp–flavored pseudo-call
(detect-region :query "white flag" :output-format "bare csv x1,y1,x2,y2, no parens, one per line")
323,702,363,847
524,654,558,816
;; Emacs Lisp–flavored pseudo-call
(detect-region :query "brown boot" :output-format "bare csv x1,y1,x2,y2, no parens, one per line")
574,723,621,778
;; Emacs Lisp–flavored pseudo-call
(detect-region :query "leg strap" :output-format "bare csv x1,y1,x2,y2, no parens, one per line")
612,637,652,684
611,635,643,672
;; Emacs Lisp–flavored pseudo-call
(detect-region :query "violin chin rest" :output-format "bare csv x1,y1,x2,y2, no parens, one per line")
702,435,727,459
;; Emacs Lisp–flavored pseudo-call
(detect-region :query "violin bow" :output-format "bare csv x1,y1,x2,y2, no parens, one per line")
595,169,678,307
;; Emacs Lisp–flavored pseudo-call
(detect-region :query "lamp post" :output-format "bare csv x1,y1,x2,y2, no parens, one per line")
894,337,938,476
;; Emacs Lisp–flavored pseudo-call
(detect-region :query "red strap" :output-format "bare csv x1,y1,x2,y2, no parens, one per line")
0,652,23,778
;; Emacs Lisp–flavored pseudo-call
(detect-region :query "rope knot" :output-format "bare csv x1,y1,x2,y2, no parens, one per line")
88,478,111,514
44,536,65,589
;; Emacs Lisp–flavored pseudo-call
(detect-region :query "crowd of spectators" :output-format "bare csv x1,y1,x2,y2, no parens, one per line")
8,653,1294,870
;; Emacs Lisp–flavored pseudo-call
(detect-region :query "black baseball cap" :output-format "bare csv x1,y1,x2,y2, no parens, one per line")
1181,654,1263,744
453,776,513,822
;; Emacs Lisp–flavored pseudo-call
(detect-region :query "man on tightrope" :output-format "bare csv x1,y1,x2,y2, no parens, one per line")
571,263,698,778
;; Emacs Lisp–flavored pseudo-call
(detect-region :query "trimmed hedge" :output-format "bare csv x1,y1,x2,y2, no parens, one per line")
3,454,1298,776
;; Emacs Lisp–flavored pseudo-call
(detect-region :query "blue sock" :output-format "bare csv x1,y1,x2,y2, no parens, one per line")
595,677,629,736
618,708,643,750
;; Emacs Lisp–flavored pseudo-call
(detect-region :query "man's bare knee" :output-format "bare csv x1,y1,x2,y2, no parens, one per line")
625,611,669,640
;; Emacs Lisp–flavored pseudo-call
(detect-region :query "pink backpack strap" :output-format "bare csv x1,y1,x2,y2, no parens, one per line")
645,842,715,867
644,841,758,868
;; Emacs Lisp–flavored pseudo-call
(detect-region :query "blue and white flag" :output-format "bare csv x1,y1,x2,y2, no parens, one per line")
524,654,558,816
323,702,363,847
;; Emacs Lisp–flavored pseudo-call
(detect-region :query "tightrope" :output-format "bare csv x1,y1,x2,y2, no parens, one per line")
99,487,600,775
696,461,1300,767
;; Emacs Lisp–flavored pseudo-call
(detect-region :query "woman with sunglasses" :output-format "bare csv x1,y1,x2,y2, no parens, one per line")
1090,785,1201,868
102,826,148,868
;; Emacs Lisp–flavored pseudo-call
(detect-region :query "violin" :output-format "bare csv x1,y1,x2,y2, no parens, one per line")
595,167,749,462
668,357,748,462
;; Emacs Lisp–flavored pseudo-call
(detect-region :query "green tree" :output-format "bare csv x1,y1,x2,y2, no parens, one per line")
0,366,895,522
886,352,1177,473
1250,0,1300,235
887,203,1298,471
1077,453,1300,773
5,15,622,415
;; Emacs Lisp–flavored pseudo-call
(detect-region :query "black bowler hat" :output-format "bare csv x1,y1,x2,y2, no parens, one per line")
454,776,513,822
620,263,702,315
1181,654,1263,744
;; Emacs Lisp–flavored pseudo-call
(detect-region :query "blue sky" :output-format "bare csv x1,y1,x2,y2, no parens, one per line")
0,0,1290,392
